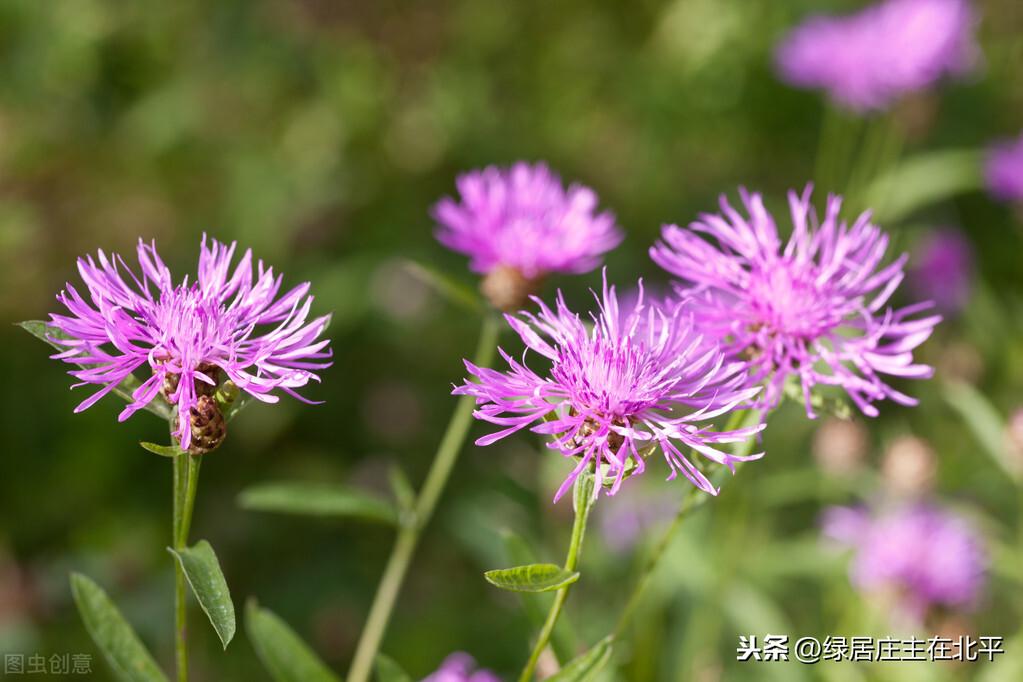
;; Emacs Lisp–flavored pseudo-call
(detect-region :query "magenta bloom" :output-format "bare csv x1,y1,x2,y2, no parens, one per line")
422,653,499,682
776,0,978,111
909,228,973,315
433,162,622,279
823,504,986,618
651,187,940,418
985,133,1023,202
455,273,763,500
48,236,332,451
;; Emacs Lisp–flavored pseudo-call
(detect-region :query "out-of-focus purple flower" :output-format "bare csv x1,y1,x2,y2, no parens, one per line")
422,653,500,682
985,133,1023,202
775,0,978,112
909,228,973,316
455,272,763,501
48,236,332,452
433,162,622,309
598,485,678,554
822,504,986,618
651,186,940,418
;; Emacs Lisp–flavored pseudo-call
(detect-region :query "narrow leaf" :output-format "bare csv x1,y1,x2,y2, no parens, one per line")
943,380,1019,482
864,149,983,223
69,573,168,682
403,260,482,313
388,465,416,516
547,636,613,682
375,654,414,682
19,320,172,420
140,442,183,458
238,482,398,525
245,600,341,682
484,564,579,593
167,540,236,648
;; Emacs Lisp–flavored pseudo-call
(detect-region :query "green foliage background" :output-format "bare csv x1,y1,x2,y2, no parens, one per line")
1,0,1022,680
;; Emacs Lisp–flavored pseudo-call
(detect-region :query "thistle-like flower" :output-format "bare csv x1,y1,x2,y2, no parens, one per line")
823,504,986,619
455,273,762,500
433,162,623,309
48,236,332,452
985,132,1023,203
775,0,978,112
422,653,499,682
651,186,940,417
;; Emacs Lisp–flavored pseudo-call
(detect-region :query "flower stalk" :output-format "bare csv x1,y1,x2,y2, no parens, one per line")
172,451,202,682
519,472,595,682
347,314,499,682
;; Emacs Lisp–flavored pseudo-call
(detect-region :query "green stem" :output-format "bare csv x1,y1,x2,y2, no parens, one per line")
172,453,202,682
347,314,499,682
611,409,758,640
518,474,595,682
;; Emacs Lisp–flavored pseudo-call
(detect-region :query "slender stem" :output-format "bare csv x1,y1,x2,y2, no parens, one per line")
518,474,595,682
612,409,758,640
173,454,202,682
347,314,499,682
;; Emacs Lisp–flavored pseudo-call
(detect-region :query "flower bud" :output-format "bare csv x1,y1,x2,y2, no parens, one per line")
882,435,936,498
480,265,542,311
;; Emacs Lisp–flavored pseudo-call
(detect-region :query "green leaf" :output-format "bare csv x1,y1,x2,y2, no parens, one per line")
245,600,341,682
139,442,184,458
863,149,984,224
943,380,1020,482
167,540,236,649
375,654,413,682
19,320,173,420
547,636,613,682
403,260,482,313
387,465,416,516
238,482,398,525
69,573,168,682
484,563,579,593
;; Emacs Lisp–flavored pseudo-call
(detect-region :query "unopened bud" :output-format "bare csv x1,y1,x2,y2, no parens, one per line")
882,435,936,498
812,417,868,477
480,265,542,311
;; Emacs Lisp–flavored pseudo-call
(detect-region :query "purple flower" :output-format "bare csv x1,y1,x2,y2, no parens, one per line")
433,162,622,309
651,186,940,418
422,653,499,682
908,228,973,316
823,504,986,618
776,0,978,112
985,132,1023,202
455,272,763,500
48,236,332,451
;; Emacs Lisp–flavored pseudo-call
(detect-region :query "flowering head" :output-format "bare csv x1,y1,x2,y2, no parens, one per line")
823,504,986,620
48,236,332,453
775,0,978,112
651,186,940,417
433,162,623,309
422,653,499,682
985,132,1023,203
455,272,763,501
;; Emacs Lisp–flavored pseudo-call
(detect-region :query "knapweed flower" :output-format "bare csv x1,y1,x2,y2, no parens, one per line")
823,504,986,619
455,273,763,500
908,228,973,316
48,236,332,453
651,186,940,417
985,132,1023,202
775,0,978,112
422,653,499,682
433,162,622,310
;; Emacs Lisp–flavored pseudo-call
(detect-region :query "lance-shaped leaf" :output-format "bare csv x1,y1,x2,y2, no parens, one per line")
375,654,414,682
19,320,173,420
245,600,341,682
139,442,184,458
167,540,236,648
69,573,168,682
238,482,398,525
944,380,1020,482
547,637,613,682
484,563,579,593
404,260,482,313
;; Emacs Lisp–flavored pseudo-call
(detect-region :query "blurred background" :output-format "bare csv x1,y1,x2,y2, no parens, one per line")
2,0,1022,680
